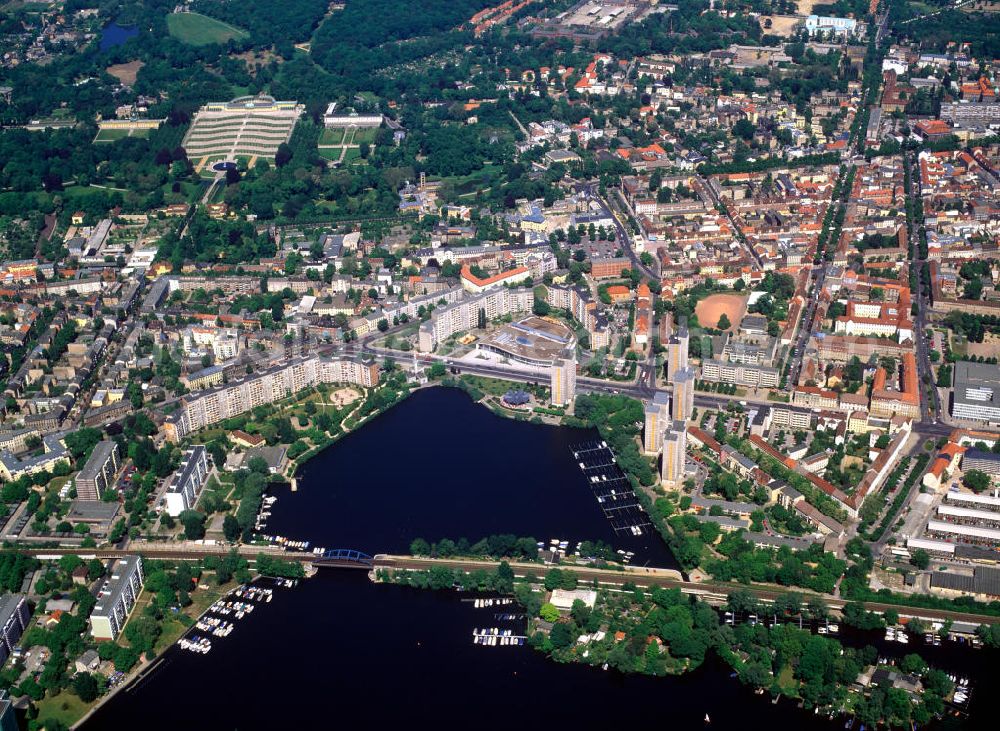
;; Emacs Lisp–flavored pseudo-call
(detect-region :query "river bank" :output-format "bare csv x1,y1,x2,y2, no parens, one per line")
375,563,977,728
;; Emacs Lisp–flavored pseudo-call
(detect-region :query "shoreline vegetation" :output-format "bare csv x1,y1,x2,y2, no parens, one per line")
374,562,960,728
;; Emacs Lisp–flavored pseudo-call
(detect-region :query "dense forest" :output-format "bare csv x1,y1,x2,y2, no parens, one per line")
310,0,494,81
190,0,330,51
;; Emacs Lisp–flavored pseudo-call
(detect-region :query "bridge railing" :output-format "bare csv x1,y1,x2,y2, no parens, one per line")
316,549,374,567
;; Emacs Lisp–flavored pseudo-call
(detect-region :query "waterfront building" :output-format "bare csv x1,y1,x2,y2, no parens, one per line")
550,355,577,407
643,391,670,455
661,421,687,485
163,446,210,517
90,556,144,641
164,355,379,443
672,367,695,422
0,594,30,667
75,440,120,501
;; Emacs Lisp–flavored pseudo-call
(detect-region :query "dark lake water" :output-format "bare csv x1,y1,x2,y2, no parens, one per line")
100,23,138,51
264,386,678,568
85,388,996,729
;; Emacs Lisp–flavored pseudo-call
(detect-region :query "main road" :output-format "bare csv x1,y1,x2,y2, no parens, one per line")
905,149,943,423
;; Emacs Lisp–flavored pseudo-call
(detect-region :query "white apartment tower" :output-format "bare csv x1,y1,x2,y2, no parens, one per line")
643,390,670,455
667,326,689,382
661,421,687,485
672,367,696,422
550,355,577,408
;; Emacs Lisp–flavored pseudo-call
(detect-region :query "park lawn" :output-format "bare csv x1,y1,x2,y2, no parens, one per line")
459,374,518,398
93,127,132,142
319,147,343,161
342,148,362,163
198,475,233,505
319,128,345,145
36,691,91,729
47,475,72,493
166,12,249,46
351,127,378,144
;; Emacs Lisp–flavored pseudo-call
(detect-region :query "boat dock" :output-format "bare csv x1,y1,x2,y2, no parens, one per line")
472,628,527,646
570,440,653,536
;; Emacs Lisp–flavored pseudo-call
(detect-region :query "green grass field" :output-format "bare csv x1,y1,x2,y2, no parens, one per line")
93,128,132,142
319,148,343,161
166,12,249,46
36,691,91,729
93,127,151,142
352,127,378,144
319,128,345,145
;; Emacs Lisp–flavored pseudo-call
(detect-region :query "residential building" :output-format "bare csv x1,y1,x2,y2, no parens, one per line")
163,446,210,517
0,594,30,667
661,421,687,485
869,352,921,419
460,265,530,293
702,359,780,388
0,433,69,481
666,326,688,381
75,440,120,501
90,556,144,641
770,407,812,430
643,391,670,455
550,355,576,407
164,356,379,442
672,367,695,422
418,288,533,352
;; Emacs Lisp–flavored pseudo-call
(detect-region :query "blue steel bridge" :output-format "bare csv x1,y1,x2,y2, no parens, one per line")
311,549,375,569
